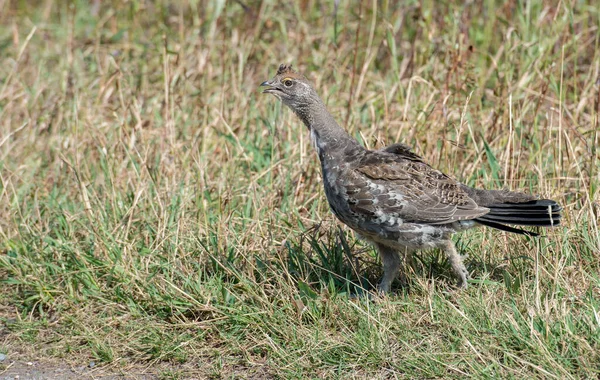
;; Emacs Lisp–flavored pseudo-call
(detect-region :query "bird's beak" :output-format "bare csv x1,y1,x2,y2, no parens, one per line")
260,80,277,94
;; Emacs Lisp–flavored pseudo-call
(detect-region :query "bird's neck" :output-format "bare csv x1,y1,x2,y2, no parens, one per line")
293,99,361,160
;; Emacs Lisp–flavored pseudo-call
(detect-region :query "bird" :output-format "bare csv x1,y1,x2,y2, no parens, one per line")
261,64,562,292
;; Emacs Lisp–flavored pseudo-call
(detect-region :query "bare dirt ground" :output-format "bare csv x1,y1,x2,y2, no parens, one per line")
0,360,157,380
0,357,274,379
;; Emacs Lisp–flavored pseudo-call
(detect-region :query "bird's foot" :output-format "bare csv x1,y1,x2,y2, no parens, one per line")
456,266,469,289
376,281,391,295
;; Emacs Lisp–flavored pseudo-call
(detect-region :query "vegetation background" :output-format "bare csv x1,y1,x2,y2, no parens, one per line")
1,0,599,378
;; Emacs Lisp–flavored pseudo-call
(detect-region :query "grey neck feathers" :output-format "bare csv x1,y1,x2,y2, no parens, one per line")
289,94,360,158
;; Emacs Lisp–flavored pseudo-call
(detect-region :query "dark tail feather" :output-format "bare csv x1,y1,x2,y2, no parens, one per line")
475,199,562,234
476,219,539,236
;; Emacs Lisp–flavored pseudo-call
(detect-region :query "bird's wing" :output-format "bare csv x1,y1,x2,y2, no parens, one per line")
344,151,489,225
378,143,423,161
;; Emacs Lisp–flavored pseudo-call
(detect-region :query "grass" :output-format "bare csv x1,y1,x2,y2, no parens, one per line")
1,0,599,378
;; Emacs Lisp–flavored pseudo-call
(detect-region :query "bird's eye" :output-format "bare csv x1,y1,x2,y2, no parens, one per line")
283,79,293,87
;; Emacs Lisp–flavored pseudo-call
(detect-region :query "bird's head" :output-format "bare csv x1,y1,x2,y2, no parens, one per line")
260,64,317,109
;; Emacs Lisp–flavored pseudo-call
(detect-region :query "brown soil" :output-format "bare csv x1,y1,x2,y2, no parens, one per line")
0,360,156,380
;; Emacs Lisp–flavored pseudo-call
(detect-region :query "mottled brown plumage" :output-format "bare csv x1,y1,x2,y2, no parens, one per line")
261,64,562,292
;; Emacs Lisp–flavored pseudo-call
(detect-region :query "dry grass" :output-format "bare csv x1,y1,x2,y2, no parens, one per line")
1,0,599,378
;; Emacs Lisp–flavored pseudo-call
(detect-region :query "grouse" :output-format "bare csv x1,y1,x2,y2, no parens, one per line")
261,64,561,292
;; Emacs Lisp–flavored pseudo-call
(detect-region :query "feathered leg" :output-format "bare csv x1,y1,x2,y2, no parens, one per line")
374,242,410,293
443,240,469,288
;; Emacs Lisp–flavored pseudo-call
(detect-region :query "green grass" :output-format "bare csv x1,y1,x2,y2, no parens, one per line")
1,0,599,378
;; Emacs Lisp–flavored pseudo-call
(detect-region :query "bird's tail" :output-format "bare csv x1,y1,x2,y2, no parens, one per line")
458,185,562,236
475,199,562,236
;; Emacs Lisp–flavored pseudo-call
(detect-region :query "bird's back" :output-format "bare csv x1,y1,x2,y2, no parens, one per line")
318,146,491,249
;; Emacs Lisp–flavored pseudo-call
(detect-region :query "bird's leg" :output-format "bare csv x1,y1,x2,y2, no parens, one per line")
443,240,469,288
374,243,407,293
